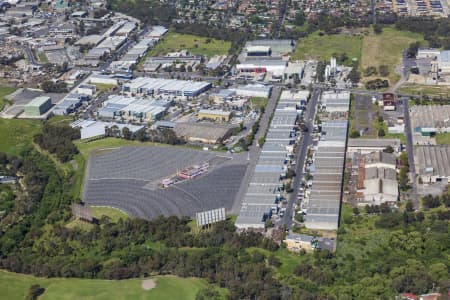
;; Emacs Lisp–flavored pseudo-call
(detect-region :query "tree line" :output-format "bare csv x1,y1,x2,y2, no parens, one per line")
34,122,80,163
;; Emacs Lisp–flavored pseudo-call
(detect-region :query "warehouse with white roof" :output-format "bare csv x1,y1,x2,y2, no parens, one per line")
304,120,348,231
236,90,308,230
321,91,351,113
97,95,171,122
122,77,212,98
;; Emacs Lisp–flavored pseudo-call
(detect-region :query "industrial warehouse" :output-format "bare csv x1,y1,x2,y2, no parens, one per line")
410,105,450,139
122,77,212,98
97,95,171,122
304,121,348,231
236,39,295,81
235,90,309,229
414,145,450,183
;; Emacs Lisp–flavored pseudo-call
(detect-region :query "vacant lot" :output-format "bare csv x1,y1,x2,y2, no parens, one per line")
149,32,231,57
360,27,426,84
292,32,363,65
38,52,48,63
352,94,376,137
436,133,450,145
0,119,42,155
0,271,222,300
398,84,450,98
249,97,269,110
93,83,116,94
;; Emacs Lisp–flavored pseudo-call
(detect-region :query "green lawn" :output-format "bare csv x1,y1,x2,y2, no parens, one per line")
360,27,426,85
0,86,16,112
436,132,450,145
38,52,48,63
0,271,224,300
291,32,363,65
146,32,231,58
249,97,269,110
0,119,42,156
91,206,129,222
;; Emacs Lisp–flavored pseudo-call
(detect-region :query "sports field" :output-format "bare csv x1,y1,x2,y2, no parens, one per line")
291,32,363,65
0,271,223,300
360,27,426,84
148,32,231,57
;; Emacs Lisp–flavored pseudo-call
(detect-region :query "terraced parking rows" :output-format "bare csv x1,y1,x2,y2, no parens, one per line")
89,146,217,181
84,146,247,219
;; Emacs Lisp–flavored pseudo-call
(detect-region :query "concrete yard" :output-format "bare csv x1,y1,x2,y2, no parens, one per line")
83,146,247,219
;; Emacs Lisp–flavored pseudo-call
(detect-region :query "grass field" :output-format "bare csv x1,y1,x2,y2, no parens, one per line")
384,133,407,144
91,206,129,222
436,132,450,144
398,84,450,97
0,271,224,300
249,97,269,110
38,52,48,63
0,86,16,112
292,32,363,65
336,204,390,260
147,32,231,58
94,83,116,94
0,119,42,155
360,27,426,85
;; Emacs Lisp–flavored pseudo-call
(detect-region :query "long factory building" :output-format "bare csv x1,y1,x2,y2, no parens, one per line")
236,90,309,229
304,120,349,231
122,77,212,98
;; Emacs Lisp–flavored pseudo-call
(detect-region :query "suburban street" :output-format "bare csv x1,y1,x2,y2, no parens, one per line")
281,88,320,229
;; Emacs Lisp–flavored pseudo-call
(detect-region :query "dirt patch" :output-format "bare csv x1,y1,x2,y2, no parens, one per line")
141,279,156,290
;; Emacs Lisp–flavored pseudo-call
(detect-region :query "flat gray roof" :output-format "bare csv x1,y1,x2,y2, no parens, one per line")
415,145,450,176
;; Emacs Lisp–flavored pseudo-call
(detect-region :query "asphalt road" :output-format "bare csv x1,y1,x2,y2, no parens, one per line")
391,49,419,93
275,0,288,38
82,91,113,119
23,46,39,66
281,88,320,229
403,96,419,208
